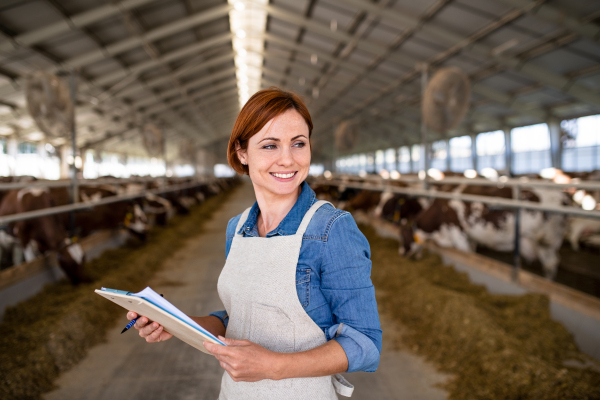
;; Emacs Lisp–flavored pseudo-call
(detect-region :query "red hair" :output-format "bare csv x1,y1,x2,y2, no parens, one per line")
227,87,313,175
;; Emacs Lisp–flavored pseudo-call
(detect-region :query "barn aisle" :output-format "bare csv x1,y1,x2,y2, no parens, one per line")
44,180,447,400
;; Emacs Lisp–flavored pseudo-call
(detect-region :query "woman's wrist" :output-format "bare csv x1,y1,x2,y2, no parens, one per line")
270,351,291,380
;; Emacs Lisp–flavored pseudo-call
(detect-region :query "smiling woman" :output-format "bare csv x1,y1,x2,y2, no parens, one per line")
128,88,381,400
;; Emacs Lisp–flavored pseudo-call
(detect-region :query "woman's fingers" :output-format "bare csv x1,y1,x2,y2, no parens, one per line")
138,321,160,338
127,311,138,321
146,325,163,343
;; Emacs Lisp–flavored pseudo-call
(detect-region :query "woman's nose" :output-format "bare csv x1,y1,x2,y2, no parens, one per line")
277,147,294,166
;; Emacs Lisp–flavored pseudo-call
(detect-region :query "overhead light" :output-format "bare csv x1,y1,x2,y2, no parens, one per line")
311,54,318,65
229,0,268,108
312,87,319,98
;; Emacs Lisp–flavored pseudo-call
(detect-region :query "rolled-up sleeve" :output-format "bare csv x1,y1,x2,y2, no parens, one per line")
320,213,382,373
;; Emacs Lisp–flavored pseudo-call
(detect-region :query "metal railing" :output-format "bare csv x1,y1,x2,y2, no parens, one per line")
0,176,197,191
0,178,221,225
310,174,600,281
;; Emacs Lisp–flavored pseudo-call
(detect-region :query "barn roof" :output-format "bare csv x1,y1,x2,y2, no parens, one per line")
0,0,598,163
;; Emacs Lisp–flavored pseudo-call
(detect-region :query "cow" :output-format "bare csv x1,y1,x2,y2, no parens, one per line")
49,186,149,239
0,187,90,284
399,184,569,280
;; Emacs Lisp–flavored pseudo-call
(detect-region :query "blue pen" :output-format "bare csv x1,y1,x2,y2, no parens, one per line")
121,293,163,334
121,318,137,334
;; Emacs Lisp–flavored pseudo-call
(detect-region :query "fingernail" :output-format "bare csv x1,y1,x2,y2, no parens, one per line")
153,322,158,328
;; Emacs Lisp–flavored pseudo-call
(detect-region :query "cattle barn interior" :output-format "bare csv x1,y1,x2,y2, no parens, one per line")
0,0,600,399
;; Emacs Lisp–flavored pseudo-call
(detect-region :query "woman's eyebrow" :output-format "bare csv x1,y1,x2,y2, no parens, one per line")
258,135,307,143
258,137,279,143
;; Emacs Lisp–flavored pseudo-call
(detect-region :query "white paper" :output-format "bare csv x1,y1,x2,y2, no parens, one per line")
131,287,225,345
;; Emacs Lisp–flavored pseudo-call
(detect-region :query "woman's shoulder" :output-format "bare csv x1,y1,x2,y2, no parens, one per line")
304,202,357,240
226,213,243,238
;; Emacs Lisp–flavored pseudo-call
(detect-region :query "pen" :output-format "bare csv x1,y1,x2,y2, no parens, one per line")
121,293,163,334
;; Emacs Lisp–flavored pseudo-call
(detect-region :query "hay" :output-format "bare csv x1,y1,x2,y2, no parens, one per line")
0,185,238,400
364,224,600,400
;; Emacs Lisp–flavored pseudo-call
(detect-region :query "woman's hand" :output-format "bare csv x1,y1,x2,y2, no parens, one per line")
127,311,173,343
204,336,284,382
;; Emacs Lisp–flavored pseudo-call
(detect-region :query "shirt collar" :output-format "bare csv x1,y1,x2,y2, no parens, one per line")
237,181,316,237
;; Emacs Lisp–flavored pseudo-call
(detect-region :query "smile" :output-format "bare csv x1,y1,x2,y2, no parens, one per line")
270,172,297,179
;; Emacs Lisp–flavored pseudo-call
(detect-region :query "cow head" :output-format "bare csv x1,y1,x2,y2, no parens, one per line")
56,239,91,285
398,220,423,259
124,204,148,241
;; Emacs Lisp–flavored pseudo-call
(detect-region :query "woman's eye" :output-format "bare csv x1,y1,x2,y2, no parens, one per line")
263,144,276,150
294,142,306,148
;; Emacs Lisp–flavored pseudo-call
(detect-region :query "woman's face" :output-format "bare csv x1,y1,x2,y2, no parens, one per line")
238,108,311,198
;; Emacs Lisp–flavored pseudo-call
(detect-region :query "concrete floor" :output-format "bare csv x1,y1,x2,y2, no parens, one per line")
45,181,448,400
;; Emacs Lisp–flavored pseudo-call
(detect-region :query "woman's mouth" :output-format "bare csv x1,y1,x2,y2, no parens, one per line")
270,171,297,181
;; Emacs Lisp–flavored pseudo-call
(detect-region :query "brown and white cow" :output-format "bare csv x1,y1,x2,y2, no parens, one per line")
0,187,90,284
400,184,569,279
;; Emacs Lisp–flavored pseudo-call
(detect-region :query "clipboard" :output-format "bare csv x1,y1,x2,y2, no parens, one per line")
95,287,224,354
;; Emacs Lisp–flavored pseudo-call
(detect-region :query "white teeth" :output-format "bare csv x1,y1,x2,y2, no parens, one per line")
272,172,295,179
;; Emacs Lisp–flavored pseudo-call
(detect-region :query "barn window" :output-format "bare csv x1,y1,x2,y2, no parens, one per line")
18,141,37,154
375,150,385,172
562,114,600,172
511,124,551,174
449,136,472,172
430,140,448,171
398,146,411,173
411,144,424,172
385,148,396,172
476,130,506,172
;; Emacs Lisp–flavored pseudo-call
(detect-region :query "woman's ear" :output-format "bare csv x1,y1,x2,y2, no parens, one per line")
235,141,247,166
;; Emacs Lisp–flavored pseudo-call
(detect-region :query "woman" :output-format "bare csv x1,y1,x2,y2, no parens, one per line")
127,88,382,399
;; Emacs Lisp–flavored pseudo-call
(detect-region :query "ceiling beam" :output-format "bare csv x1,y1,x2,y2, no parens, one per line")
495,0,600,44
341,0,600,108
0,0,156,53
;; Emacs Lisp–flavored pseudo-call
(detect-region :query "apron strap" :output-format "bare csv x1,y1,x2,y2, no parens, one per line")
332,374,354,397
296,200,332,237
234,207,252,237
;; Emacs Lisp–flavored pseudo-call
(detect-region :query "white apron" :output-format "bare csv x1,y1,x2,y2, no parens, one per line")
217,200,354,399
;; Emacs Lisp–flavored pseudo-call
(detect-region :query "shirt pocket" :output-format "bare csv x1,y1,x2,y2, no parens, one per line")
296,267,311,308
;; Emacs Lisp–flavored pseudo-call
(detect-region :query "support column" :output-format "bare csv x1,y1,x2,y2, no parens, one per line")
547,118,562,169
470,134,478,172
503,127,512,176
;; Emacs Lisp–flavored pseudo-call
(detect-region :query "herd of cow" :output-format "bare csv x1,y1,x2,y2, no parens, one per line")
311,169,600,280
0,176,236,284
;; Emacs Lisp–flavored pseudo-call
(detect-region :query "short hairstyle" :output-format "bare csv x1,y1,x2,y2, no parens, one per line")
227,87,313,175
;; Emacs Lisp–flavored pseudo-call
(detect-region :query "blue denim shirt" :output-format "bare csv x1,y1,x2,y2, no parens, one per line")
210,181,382,373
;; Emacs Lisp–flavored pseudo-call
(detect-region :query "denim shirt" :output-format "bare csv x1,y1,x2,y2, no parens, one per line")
209,181,382,373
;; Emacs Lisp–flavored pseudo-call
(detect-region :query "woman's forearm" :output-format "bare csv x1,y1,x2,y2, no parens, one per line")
191,315,226,338
274,340,348,380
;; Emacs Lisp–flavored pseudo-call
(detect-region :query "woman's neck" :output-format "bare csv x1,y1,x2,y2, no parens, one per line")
254,184,302,237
